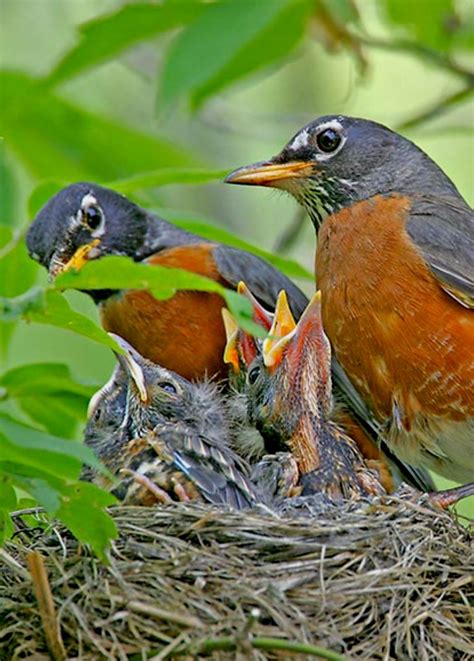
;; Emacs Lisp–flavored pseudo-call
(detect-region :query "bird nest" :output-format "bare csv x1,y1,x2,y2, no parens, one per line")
1,490,472,660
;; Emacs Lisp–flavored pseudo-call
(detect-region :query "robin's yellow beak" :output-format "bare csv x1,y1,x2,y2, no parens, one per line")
64,239,101,272
49,238,101,278
225,160,313,187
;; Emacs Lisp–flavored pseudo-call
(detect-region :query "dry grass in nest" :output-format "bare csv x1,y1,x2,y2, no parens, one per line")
0,489,472,660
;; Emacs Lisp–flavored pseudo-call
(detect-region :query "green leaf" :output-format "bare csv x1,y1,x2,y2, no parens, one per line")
18,393,88,438
0,362,97,398
0,287,122,352
0,228,39,298
0,509,14,544
192,0,312,110
0,413,103,478
1,462,117,559
0,71,198,183
28,181,65,218
47,1,205,87
321,0,360,25
382,0,459,51
159,0,310,111
56,481,117,563
164,213,313,280
55,256,264,336
0,362,98,437
107,167,229,194
0,227,39,359
0,140,18,228
0,474,17,546
0,479,17,510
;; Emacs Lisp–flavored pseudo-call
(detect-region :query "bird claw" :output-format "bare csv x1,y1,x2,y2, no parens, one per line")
427,481,474,509
120,469,173,505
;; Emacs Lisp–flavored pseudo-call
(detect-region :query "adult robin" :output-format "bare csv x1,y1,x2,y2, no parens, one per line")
26,182,307,382
244,290,386,500
226,115,474,484
84,334,261,509
223,282,434,493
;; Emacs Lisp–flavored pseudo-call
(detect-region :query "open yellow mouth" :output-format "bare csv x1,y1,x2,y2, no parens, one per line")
225,160,313,186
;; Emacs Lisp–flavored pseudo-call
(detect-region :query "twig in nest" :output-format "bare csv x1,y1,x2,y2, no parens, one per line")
27,551,66,661
181,635,348,659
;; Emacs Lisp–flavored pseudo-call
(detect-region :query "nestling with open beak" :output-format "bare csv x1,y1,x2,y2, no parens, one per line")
245,290,387,500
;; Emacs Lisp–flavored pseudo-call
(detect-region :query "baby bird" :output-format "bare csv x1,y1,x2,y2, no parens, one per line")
244,291,386,500
84,335,260,509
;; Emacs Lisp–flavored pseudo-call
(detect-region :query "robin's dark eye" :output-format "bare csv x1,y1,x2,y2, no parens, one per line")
247,366,260,386
158,381,177,394
83,205,103,231
316,128,342,153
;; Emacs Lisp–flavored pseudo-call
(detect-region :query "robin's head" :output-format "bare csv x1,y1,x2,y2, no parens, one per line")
26,183,149,278
110,334,229,441
225,115,459,228
246,290,333,453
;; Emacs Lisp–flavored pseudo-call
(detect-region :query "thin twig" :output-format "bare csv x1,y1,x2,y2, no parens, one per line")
397,86,474,130
27,551,66,661
352,34,474,84
127,600,203,629
0,548,31,580
178,635,348,659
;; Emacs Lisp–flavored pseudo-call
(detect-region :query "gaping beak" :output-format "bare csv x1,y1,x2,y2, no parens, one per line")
280,290,331,380
109,333,149,403
237,281,273,330
262,290,297,369
222,308,240,373
225,159,313,187
49,238,101,279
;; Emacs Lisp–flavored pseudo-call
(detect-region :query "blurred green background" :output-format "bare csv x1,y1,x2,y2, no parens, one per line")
1,0,473,518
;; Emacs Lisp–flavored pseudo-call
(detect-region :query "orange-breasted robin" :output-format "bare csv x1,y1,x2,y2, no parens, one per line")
26,182,307,382
223,282,434,493
244,290,386,500
83,334,261,509
226,115,474,484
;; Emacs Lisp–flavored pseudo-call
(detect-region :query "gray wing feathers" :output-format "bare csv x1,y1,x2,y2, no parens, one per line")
406,195,474,307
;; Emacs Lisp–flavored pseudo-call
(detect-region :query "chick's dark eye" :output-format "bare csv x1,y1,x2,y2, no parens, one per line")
83,205,103,231
247,366,260,386
158,381,177,394
316,128,341,153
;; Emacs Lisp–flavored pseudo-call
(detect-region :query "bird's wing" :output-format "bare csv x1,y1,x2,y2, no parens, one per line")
331,357,436,493
155,422,259,509
140,214,309,317
212,245,309,319
406,195,474,308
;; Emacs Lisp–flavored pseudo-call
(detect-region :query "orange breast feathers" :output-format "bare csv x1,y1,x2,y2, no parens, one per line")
100,244,229,381
316,194,474,426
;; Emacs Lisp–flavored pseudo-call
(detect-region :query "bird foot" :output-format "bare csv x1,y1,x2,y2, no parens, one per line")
120,469,173,505
428,481,474,509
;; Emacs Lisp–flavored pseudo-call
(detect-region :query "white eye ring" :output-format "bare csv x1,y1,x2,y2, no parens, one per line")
288,119,346,161
79,193,105,237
